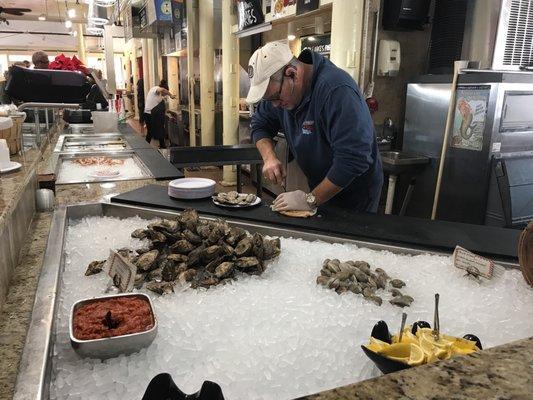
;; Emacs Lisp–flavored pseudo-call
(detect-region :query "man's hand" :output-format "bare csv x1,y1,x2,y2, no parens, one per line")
272,190,314,212
263,157,286,185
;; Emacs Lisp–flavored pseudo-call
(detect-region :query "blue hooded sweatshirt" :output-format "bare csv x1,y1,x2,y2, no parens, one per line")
251,49,383,212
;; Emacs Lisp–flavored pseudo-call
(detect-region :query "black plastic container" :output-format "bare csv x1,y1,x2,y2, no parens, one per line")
142,373,225,400
63,109,93,124
6,66,91,103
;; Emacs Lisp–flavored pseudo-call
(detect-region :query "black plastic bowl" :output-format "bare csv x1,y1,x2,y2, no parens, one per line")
361,345,412,374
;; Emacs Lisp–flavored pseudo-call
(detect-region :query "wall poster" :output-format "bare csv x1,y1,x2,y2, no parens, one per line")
450,85,490,152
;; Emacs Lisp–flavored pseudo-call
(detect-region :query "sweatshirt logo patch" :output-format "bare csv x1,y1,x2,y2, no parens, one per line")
302,120,314,135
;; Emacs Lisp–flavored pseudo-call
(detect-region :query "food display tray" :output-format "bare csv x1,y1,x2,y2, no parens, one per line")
51,150,153,185
13,203,520,400
54,134,131,153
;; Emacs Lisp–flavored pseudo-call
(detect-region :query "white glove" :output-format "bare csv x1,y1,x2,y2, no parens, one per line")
272,190,314,212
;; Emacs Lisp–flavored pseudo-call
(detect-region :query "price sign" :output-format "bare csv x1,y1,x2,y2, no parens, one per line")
106,250,137,292
453,246,495,279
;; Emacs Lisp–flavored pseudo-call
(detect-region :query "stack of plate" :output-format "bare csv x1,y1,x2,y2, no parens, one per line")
168,178,216,199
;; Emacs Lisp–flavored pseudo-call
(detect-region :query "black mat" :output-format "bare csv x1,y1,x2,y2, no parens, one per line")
134,149,183,180
111,185,520,261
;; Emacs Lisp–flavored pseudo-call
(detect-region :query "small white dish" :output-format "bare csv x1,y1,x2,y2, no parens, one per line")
0,161,22,173
168,178,216,199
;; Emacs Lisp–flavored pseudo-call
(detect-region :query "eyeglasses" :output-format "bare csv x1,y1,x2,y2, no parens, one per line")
262,73,285,103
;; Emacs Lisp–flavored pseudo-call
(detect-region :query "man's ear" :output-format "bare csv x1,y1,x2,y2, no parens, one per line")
285,65,297,78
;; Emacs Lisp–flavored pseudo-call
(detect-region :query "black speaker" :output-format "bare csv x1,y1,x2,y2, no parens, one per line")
382,0,431,31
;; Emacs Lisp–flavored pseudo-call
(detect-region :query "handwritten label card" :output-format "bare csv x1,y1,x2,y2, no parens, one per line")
453,246,497,279
106,250,137,292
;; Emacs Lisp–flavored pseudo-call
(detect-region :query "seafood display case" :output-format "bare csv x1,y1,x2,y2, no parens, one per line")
54,134,131,153
14,202,530,400
52,151,153,184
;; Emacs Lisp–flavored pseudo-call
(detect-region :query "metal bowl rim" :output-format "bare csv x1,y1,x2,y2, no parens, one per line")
69,292,157,344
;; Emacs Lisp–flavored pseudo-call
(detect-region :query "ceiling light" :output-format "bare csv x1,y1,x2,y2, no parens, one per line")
308,36,316,42
65,20,73,29
287,34,296,41
68,9,76,19
38,14,46,21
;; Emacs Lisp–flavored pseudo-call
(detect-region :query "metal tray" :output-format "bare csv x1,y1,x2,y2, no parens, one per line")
51,150,153,184
70,293,157,359
66,123,95,135
13,202,520,400
54,134,131,153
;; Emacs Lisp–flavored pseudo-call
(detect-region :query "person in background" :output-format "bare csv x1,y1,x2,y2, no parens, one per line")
137,77,145,133
23,60,30,68
144,79,175,149
32,51,49,69
247,41,383,213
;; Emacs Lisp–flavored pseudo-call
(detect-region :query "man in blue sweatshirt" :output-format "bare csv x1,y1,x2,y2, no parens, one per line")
247,41,383,213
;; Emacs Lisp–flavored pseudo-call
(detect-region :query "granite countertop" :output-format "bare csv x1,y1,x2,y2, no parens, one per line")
0,148,41,229
299,337,533,399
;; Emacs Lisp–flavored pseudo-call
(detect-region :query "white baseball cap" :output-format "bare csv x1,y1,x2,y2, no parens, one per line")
245,41,294,104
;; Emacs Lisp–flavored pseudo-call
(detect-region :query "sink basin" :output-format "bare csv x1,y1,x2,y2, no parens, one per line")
380,151,429,166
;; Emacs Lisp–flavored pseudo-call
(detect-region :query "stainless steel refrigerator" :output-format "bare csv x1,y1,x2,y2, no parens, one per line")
402,71,533,227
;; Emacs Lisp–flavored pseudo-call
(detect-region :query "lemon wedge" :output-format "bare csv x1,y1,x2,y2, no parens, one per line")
392,330,419,345
377,342,411,363
366,337,391,352
407,344,425,366
419,335,452,360
451,338,478,355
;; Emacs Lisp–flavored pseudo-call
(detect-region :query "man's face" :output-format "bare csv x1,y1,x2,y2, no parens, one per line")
262,65,302,110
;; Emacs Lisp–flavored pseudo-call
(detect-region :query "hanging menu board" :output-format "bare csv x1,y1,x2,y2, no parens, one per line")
236,0,265,31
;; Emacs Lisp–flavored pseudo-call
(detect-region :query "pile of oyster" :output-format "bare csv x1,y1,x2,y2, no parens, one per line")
316,259,414,307
85,209,281,294
213,191,257,206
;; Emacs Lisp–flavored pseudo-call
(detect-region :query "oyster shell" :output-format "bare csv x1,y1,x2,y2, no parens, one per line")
252,233,265,259
390,279,406,288
146,281,174,295
179,209,199,232
131,229,148,239
234,237,253,257
85,260,105,276
170,239,196,254
225,227,246,246
182,229,203,245
389,295,414,308
135,250,159,272
214,262,234,279
235,256,263,273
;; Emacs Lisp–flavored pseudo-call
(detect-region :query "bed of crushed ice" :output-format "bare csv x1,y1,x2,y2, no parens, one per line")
57,158,146,183
50,216,533,400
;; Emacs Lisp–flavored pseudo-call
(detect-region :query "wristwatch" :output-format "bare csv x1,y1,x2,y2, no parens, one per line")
306,192,317,208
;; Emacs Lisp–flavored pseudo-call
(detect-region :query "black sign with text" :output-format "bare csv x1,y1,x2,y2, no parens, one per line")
300,34,331,56
296,0,319,15
236,0,264,31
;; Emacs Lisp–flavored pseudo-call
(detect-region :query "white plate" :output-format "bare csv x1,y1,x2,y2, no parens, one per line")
87,169,121,179
213,195,262,209
169,178,216,190
0,161,22,173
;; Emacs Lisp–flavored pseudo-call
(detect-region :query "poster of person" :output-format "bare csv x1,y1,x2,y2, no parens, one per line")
450,86,490,151
271,0,296,19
